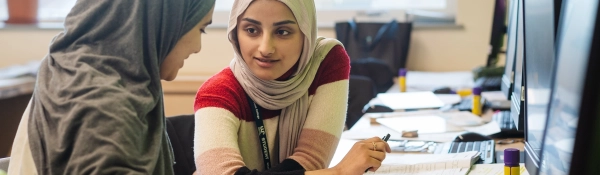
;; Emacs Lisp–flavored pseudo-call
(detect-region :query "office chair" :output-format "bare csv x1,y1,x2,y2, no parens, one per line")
349,58,395,93
165,114,196,175
0,93,32,158
347,75,377,129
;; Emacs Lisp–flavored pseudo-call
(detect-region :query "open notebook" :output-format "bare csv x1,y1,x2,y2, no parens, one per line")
365,151,480,175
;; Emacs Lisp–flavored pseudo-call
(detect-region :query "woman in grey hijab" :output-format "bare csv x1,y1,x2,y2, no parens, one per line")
7,0,215,174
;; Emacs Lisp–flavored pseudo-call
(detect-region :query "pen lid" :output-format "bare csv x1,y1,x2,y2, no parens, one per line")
504,148,520,166
472,87,482,95
399,68,407,76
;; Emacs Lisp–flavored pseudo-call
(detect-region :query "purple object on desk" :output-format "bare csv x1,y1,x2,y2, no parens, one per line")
504,148,520,166
472,87,482,95
399,68,407,76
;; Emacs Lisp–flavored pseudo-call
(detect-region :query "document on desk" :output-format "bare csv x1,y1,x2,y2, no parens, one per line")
365,151,480,175
467,163,529,175
462,121,501,136
376,115,464,134
376,92,445,110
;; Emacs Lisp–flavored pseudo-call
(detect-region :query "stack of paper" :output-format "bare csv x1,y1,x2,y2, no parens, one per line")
376,92,445,110
365,151,480,175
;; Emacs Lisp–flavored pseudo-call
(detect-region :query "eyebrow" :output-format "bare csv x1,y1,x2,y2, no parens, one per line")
242,18,297,26
273,20,296,26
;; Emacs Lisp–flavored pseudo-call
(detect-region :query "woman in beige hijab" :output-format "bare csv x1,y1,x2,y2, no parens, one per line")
193,0,390,174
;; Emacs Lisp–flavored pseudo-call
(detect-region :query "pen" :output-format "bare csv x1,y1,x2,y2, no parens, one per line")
382,133,390,142
365,133,391,173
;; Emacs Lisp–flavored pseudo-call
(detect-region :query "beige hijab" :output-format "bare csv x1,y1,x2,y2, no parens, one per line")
228,0,342,162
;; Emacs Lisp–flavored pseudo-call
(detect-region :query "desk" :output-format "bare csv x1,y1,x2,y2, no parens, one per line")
343,109,521,143
332,112,527,174
0,77,35,100
0,77,35,157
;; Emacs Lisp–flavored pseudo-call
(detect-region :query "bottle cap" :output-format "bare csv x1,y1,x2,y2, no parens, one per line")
472,87,482,95
504,148,520,166
399,68,407,76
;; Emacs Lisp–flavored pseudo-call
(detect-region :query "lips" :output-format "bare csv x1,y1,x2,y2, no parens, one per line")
254,57,278,62
254,57,279,68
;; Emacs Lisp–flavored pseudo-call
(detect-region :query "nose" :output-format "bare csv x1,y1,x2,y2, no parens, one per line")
258,34,275,57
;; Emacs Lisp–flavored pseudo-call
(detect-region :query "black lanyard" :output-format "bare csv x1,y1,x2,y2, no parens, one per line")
246,95,271,170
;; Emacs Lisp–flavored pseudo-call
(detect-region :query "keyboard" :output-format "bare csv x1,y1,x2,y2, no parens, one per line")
490,111,525,138
450,97,489,112
448,140,495,164
448,96,511,112
475,76,502,91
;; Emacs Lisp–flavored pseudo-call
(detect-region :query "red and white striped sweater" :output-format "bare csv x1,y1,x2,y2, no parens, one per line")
193,45,350,175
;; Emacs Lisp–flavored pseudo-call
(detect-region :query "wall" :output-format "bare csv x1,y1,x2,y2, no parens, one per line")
0,0,495,73
0,0,497,116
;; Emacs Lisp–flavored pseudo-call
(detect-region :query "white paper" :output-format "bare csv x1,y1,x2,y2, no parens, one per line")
468,163,529,175
386,71,475,93
366,167,469,175
377,115,463,134
435,94,463,105
462,121,502,136
438,111,485,127
365,151,479,175
481,91,509,102
376,92,445,110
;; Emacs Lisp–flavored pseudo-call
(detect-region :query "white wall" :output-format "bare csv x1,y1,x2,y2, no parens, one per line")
0,0,496,75
0,0,499,116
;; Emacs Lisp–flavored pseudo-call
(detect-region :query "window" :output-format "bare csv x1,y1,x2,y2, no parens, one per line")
1,0,456,27
0,0,7,21
215,0,448,11
215,0,457,27
0,0,77,22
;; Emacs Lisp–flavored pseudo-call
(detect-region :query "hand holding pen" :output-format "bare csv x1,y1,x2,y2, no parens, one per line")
331,134,391,175
365,134,391,173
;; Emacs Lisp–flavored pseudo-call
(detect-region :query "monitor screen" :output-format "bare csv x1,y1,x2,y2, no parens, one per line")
501,0,520,100
523,0,559,164
487,0,508,67
510,0,525,130
538,0,599,174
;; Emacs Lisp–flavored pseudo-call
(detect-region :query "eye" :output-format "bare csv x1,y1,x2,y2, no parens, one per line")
277,30,290,36
246,28,257,34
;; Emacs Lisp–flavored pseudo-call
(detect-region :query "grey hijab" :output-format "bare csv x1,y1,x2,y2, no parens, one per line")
27,0,214,174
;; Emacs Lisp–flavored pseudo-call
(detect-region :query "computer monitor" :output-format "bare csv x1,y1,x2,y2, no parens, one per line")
536,0,600,174
509,0,525,131
521,0,562,173
500,0,520,100
486,0,508,67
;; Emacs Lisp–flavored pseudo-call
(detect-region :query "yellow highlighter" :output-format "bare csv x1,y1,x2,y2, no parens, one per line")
472,87,482,116
456,88,472,98
504,148,520,175
398,68,407,92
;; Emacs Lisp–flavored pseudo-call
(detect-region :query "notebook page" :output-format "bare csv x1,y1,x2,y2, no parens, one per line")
467,164,529,175
365,167,469,175
365,151,479,175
